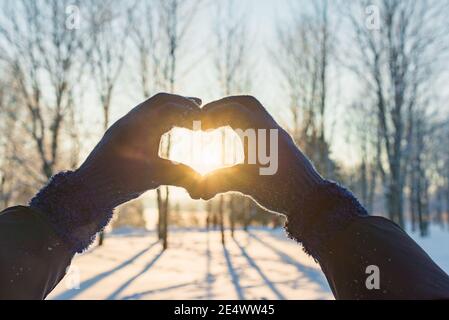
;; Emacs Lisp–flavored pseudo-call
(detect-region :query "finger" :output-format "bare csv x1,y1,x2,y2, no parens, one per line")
206,95,264,111
200,102,254,165
151,92,201,109
156,102,201,134
199,164,258,200
200,102,254,130
134,93,199,115
155,159,203,198
201,95,277,131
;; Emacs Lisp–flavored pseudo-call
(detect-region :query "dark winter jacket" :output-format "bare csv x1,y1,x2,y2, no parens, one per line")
1,185,449,299
0,206,72,299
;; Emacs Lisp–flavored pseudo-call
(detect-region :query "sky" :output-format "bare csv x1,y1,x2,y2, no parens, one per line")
117,0,325,217
67,0,365,217
67,0,449,219
1,0,448,233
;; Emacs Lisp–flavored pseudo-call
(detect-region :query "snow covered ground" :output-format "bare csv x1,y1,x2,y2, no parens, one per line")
409,226,449,273
48,226,449,300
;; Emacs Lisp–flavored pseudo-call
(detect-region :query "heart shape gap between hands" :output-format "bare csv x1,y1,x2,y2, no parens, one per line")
159,127,245,176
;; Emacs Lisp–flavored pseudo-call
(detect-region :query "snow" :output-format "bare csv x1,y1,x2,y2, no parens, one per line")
409,225,449,274
48,228,332,300
48,226,449,300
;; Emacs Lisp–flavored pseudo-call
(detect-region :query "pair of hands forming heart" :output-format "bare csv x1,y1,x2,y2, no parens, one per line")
77,93,323,217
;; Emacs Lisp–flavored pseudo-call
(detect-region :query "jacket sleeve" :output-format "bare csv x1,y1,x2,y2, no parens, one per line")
0,170,125,300
0,206,74,300
284,181,449,300
319,215,449,299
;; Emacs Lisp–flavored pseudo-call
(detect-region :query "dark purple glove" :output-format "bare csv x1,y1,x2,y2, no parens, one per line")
198,96,367,259
30,93,202,253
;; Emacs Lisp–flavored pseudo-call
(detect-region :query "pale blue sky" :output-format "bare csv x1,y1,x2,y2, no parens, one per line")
78,0,362,179
77,0,448,187
57,0,448,221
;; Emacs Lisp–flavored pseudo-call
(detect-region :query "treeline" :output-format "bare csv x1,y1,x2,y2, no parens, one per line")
0,0,448,249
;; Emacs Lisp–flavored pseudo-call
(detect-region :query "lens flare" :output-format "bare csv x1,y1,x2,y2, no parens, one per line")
165,128,243,176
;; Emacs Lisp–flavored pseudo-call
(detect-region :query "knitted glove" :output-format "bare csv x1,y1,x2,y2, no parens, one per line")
30,93,202,253
198,96,367,260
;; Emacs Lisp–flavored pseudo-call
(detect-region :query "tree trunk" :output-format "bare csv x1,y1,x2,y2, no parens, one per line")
218,195,225,245
218,131,226,245
162,186,170,250
446,185,449,227
387,161,404,228
435,187,444,227
156,188,163,240
367,166,377,214
98,101,111,247
229,196,235,239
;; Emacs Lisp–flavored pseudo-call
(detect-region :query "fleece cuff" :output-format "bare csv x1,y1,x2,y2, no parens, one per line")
284,180,368,261
29,168,140,253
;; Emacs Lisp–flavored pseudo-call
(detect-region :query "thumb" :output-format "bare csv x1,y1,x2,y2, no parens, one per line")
156,159,203,196
199,164,258,200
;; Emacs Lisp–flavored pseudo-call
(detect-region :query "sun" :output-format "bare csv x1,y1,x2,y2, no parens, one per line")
166,128,243,176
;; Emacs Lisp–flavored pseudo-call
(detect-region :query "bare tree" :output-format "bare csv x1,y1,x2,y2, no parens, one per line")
211,0,252,244
129,0,161,99
0,78,15,207
0,70,39,206
346,99,378,213
275,0,337,179
408,108,432,235
446,141,449,224
88,1,129,133
129,0,164,241
87,0,131,246
0,0,90,182
426,116,449,229
130,0,201,250
446,126,449,222
344,0,449,227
